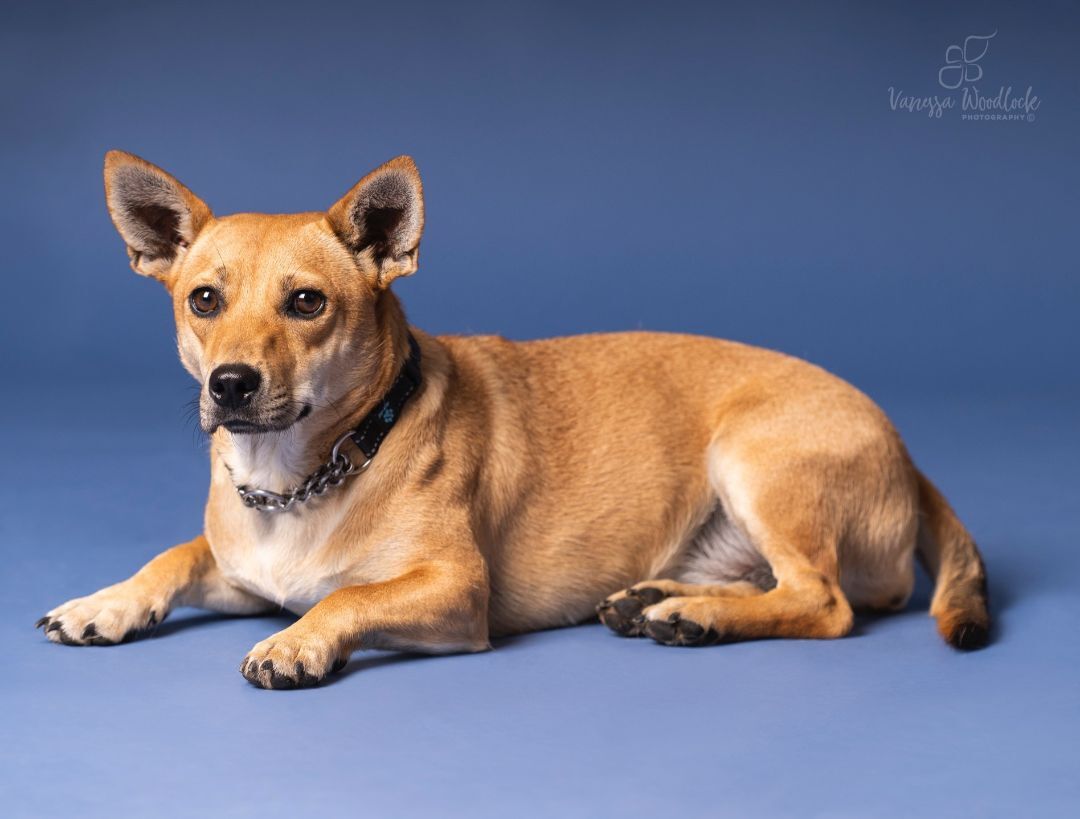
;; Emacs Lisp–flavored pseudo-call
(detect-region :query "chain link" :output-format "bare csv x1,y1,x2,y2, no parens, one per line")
235,431,372,513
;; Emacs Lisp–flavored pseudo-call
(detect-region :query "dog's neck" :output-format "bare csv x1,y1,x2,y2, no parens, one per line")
219,425,319,496
215,321,416,496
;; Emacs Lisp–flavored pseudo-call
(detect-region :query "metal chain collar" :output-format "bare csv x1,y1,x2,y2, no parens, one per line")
236,431,372,513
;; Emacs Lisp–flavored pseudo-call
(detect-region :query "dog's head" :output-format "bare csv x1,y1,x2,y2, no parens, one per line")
104,151,423,435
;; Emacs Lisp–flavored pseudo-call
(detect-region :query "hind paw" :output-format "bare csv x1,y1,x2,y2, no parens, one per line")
641,609,721,647
596,585,669,637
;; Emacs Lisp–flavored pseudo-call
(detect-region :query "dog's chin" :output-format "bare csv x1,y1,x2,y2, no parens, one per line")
221,420,273,435
205,404,312,436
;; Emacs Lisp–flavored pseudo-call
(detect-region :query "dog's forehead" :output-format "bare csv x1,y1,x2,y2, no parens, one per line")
186,212,352,280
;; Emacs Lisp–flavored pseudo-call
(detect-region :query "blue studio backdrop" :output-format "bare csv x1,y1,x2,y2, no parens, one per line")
1,1,1077,818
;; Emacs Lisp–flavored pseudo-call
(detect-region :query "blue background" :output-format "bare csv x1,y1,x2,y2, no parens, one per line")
2,1,1077,817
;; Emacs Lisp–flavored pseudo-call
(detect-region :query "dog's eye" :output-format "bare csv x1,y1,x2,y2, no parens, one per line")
189,287,221,317
287,290,326,318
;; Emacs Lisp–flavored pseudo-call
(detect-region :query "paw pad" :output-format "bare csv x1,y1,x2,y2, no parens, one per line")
644,612,720,647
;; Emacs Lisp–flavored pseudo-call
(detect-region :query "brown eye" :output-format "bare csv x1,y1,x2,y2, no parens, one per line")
288,290,326,318
189,287,221,316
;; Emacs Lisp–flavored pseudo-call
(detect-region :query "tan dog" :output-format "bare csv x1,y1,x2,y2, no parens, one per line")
37,152,990,688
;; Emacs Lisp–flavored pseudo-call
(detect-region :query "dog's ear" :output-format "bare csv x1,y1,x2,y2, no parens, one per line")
104,150,212,283
326,156,424,288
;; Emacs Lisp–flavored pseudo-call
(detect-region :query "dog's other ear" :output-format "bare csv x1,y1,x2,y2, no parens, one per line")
104,151,212,283
327,156,424,288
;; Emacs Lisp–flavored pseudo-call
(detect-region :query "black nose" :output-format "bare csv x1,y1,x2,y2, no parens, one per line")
208,364,262,410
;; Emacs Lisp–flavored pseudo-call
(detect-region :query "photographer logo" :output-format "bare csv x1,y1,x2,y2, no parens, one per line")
888,31,1039,122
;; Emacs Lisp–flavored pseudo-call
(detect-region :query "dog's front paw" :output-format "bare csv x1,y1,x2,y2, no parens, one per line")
37,582,165,646
240,625,350,690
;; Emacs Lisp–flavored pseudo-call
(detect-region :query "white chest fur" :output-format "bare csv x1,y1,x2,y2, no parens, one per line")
210,430,355,614
213,508,350,614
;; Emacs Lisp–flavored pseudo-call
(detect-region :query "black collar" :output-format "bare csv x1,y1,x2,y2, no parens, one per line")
349,332,423,460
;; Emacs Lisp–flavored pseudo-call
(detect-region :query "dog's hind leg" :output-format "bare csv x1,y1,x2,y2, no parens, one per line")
597,499,775,637
632,527,855,646
632,443,860,646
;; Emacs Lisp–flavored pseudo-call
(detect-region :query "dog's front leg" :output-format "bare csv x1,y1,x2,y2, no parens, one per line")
38,535,270,645
240,558,490,689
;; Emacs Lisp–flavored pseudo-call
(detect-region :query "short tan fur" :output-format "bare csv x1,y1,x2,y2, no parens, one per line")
37,152,990,688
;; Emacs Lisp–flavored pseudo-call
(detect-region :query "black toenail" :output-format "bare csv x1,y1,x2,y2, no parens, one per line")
82,623,98,639
55,626,77,645
296,662,321,687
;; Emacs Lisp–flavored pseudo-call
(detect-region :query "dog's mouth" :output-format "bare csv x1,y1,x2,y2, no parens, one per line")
211,404,312,435
221,420,269,434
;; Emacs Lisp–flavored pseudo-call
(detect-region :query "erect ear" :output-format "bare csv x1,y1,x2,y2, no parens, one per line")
326,155,424,288
103,150,212,283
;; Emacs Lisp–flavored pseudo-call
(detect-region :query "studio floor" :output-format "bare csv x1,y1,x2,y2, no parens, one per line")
2,383,1077,818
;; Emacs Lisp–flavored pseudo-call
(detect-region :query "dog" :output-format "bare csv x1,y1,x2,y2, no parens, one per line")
36,152,990,688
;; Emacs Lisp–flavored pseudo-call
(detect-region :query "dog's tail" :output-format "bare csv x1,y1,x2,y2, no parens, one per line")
914,468,990,650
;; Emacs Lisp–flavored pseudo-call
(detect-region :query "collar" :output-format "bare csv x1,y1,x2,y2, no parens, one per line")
349,332,423,459
235,332,422,512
